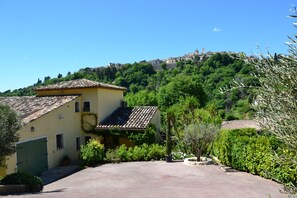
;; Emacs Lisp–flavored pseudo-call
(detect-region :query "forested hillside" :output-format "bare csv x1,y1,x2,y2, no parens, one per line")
0,52,257,121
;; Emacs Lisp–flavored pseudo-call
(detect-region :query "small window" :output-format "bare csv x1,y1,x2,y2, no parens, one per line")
83,101,91,112
85,136,91,144
75,101,80,112
76,137,81,150
56,134,64,149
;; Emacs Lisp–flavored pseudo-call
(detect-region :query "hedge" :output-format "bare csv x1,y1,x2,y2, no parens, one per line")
0,172,43,193
212,128,297,186
105,144,165,163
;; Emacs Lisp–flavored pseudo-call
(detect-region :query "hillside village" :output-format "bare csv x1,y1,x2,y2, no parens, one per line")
97,49,236,71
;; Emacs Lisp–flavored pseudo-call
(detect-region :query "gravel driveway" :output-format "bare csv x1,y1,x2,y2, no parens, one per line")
8,161,286,198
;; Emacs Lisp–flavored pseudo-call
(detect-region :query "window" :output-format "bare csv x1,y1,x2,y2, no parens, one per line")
85,136,91,144
56,134,64,149
76,137,81,150
83,101,91,112
75,101,80,112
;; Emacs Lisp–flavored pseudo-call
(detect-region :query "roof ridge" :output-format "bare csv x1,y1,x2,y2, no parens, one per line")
34,78,126,91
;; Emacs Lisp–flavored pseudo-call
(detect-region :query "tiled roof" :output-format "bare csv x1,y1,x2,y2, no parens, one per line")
0,95,79,124
97,106,158,131
34,79,126,91
221,120,261,130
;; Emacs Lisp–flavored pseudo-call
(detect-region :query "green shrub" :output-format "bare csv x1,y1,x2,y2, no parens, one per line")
1,172,43,193
131,145,147,161
80,138,105,166
105,149,118,162
116,144,132,162
105,144,165,163
212,128,296,186
148,144,165,160
126,124,156,145
272,149,297,185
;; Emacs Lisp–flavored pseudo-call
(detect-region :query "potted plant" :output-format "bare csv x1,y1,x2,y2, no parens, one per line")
61,155,71,166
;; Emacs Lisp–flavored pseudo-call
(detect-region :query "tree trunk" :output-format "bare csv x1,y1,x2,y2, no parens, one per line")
166,113,172,162
196,149,202,162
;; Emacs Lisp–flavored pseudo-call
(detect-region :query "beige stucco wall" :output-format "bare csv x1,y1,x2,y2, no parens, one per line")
97,89,123,123
36,87,124,124
4,99,82,176
150,109,161,142
150,109,161,131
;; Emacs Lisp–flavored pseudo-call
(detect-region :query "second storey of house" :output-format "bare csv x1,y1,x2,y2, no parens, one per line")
34,79,127,123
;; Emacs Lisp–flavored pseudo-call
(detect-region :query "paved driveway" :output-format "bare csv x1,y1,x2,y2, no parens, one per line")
9,162,286,198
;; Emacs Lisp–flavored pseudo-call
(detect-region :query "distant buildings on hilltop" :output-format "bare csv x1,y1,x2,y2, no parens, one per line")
97,49,238,70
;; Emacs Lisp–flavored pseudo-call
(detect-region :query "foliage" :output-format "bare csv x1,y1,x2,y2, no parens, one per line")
0,104,20,165
147,144,166,160
157,75,207,109
0,52,254,121
183,123,219,161
125,124,157,146
246,53,297,151
105,144,165,163
80,138,105,166
165,112,173,161
212,128,297,186
125,90,158,106
81,113,98,133
105,148,121,163
96,124,157,146
0,172,43,193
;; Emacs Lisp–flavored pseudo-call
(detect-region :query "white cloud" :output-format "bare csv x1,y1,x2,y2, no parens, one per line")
213,27,222,32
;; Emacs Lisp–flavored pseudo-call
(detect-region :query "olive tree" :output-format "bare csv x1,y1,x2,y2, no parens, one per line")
0,104,20,165
183,123,219,161
241,7,297,194
247,9,297,151
250,53,297,150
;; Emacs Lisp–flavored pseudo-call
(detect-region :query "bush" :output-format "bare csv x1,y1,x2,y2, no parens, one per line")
131,145,148,161
212,128,297,186
126,124,157,145
115,144,132,162
147,144,165,160
1,172,43,193
105,144,165,163
80,138,105,166
105,148,120,163
183,123,219,161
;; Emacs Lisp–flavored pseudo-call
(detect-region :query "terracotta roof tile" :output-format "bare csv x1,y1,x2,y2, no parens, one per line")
97,106,158,131
34,79,126,91
0,95,79,124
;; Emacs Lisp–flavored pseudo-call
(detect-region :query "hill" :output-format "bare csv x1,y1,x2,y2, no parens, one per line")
0,51,257,121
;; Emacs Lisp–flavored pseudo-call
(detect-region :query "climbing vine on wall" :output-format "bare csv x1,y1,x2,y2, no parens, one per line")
81,113,98,133
95,124,157,145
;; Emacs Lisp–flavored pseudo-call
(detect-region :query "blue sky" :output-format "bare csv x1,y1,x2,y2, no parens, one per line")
0,0,295,92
